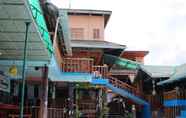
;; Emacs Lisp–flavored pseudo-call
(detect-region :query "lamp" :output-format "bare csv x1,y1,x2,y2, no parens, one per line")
152,80,156,96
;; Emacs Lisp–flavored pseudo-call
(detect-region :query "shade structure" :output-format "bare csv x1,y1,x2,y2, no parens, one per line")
0,0,53,61
103,54,140,70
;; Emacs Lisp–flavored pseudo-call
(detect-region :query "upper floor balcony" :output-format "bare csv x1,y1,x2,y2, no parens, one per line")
61,57,109,78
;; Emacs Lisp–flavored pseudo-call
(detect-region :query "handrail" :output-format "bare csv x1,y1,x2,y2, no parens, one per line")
31,106,66,118
108,76,142,97
92,65,109,78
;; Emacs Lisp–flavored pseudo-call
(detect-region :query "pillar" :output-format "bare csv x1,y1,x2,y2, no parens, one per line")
40,65,49,118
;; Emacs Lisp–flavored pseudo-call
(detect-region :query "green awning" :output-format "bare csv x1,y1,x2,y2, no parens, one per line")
103,54,140,70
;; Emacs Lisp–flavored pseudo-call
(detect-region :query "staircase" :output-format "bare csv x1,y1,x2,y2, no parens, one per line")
91,76,151,118
49,55,151,118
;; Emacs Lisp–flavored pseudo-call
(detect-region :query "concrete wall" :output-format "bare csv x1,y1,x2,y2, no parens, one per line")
69,15,105,40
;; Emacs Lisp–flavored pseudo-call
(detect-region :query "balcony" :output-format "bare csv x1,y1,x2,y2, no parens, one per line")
61,58,94,73
61,58,109,78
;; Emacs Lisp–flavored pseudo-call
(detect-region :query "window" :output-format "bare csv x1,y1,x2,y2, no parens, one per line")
71,28,84,40
93,29,100,39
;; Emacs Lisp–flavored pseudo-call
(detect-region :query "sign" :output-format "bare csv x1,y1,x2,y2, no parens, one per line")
9,65,17,77
0,71,10,93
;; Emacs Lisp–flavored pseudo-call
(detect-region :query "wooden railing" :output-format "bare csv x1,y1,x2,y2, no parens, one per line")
78,102,96,110
61,58,110,78
31,106,67,118
164,89,177,100
78,100,97,118
163,89,186,100
61,58,94,73
92,65,109,78
108,76,142,97
164,106,182,118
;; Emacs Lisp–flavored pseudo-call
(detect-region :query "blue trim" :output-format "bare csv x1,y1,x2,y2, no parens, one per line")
164,99,186,107
91,78,109,85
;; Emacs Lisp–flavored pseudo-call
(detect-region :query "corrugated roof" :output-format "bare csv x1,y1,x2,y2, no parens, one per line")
71,40,126,49
140,65,175,78
157,64,186,85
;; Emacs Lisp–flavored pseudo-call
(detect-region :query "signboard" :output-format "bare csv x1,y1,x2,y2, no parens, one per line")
0,71,10,93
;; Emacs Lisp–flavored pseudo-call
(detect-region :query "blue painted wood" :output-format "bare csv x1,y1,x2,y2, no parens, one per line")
164,99,186,107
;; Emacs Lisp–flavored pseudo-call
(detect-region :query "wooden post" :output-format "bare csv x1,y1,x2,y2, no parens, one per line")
69,83,75,118
40,65,49,118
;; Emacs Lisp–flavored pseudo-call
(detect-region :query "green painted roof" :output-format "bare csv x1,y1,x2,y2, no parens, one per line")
104,54,140,70
28,0,53,54
140,65,175,78
157,64,186,85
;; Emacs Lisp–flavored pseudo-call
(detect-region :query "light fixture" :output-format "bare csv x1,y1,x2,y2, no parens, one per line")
152,80,156,96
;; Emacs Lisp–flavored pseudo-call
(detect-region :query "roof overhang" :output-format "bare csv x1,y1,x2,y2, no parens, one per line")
139,65,174,78
71,40,126,49
157,64,186,86
71,40,126,56
0,0,52,61
61,9,112,27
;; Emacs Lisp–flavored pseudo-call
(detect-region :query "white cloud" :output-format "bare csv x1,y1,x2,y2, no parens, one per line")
51,0,186,66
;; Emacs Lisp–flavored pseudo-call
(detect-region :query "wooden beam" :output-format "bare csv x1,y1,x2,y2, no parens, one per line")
39,65,49,118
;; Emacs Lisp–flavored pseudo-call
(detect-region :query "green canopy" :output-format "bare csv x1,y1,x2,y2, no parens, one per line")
28,0,53,54
103,54,140,70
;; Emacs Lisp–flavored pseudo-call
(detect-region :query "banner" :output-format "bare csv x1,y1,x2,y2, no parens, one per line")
0,71,10,93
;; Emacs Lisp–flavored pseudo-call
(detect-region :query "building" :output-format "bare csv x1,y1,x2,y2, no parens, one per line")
0,1,152,118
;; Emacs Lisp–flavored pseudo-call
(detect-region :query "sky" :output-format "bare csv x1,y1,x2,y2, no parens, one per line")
51,0,186,66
